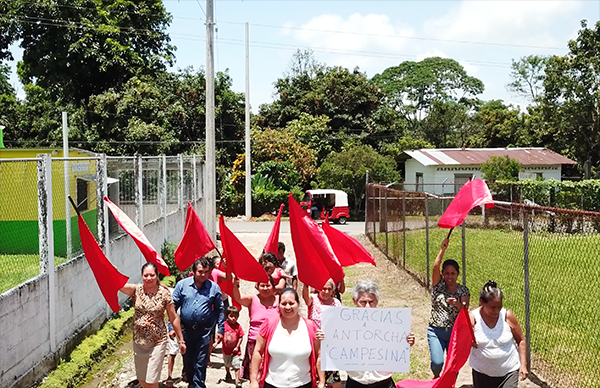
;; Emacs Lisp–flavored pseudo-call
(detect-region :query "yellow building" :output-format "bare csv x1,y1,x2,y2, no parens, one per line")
0,148,99,257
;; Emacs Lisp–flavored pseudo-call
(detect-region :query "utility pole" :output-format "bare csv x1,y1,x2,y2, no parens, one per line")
205,0,216,240
245,22,252,219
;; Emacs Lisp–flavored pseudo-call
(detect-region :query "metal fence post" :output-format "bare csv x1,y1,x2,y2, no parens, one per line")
523,209,532,371
461,222,466,286
160,155,167,244
97,155,107,247
135,155,143,228
364,171,369,236
178,154,184,212
384,188,389,258
425,194,430,288
192,155,198,204
37,154,56,352
402,194,406,268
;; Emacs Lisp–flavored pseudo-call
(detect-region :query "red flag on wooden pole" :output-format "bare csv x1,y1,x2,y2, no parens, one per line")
264,203,284,254
438,179,494,229
77,213,128,312
175,203,217,271
104,197,170,276
288,194,344,290
322,217,376,267
219,216,269,283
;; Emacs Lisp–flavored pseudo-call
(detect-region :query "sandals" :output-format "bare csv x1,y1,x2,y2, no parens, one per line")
165,377,174,388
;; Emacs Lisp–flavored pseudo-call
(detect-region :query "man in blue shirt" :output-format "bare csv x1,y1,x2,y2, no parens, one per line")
173,257,225,388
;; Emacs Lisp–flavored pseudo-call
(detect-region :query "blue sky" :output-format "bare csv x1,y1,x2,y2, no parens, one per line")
7,0,599,112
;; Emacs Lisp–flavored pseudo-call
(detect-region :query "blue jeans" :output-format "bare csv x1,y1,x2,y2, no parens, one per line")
183,327,212,388
427,325,453,375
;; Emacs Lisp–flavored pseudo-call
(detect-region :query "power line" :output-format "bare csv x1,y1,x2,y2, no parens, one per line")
194,0,207,17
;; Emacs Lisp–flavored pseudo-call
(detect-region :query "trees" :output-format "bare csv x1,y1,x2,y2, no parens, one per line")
480,155,522,182
257,52,383,133
15,0,174,104
373,57,484,133
507,55,549,103
0,0,18,61
317,144,400,212
540,20,600,168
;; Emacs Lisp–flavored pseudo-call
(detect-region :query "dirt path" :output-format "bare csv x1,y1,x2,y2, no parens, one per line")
85,232,544,388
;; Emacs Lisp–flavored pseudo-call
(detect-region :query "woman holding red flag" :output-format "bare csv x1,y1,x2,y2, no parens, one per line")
232,274,279,380
120,263,186,388
428,238,470,378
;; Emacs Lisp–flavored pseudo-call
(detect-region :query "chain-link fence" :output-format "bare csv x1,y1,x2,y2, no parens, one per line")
0,153,204,296
366,183,600,388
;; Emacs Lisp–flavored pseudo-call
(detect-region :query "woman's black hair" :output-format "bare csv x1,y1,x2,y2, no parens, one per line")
442,259,460,274
479,280,503,303
141,262,158,275
279,287,300,303
261,251,280,268
257,273,276,288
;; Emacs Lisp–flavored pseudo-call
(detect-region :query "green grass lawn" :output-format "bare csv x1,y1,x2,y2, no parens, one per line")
0,254,68,294
376,227,600,387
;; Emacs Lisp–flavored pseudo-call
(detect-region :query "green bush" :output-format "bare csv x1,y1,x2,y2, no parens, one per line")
252,187,304,217
161,241,187,278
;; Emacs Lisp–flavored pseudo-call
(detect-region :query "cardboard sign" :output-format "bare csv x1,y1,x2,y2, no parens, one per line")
321,306,411,372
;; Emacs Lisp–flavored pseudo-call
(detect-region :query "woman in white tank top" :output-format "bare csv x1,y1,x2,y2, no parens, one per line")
469,281,528,388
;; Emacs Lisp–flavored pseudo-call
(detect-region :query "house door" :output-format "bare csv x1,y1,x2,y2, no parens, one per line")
454,174,472,193
416,173,424,192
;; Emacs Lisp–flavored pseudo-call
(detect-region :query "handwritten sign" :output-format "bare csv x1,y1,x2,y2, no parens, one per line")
321,306,411,372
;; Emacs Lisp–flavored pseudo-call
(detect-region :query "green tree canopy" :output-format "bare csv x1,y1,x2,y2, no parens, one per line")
15,0,174,104
480,155,522,182
317,143,400,212
373,57,484,132
507,55,549,103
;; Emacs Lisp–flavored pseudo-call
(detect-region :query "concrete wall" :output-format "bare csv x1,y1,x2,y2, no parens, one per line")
0,206,192,388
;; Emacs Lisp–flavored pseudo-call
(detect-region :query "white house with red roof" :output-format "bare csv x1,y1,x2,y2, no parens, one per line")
401,147,577,195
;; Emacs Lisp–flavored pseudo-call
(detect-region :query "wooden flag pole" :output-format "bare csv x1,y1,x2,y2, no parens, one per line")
67,195,81,217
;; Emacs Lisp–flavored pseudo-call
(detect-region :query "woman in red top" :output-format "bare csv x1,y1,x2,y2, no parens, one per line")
250,288,325,388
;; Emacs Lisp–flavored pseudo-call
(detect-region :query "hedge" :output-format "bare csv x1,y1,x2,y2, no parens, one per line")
491,179,600,211
37,308,134,388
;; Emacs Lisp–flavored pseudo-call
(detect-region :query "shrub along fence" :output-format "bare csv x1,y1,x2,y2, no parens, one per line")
366,183,600,388
0,154,203,388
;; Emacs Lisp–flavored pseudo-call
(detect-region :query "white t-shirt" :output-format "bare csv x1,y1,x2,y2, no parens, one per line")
469,307,520,377
265,319,312,387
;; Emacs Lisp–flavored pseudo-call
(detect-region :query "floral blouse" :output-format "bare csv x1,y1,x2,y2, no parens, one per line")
428,281,470,328
132,285,172,347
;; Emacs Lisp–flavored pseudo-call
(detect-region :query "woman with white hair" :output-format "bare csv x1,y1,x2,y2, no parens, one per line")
319,280,416,388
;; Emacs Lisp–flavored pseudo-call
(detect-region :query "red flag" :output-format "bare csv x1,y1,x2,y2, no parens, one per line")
219,216,269,283
289,194,344,290
104,197,170,276
77,214,128,313
175,203,217,271
396,308,474,388
438,179,494,229
322,218,376,267
264,203,284,254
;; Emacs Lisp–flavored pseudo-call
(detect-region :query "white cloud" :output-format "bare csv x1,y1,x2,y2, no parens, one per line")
423,0,583,48
283,13,415,69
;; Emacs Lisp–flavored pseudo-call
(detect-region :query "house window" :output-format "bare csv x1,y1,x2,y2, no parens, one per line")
77,178,89,211
536,172,544,180
416,173,424,192
454,174,472,194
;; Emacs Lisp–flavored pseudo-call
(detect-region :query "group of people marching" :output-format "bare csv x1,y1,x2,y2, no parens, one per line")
118,238,528,388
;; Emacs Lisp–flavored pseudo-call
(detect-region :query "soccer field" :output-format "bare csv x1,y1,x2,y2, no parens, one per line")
0,254,68,294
